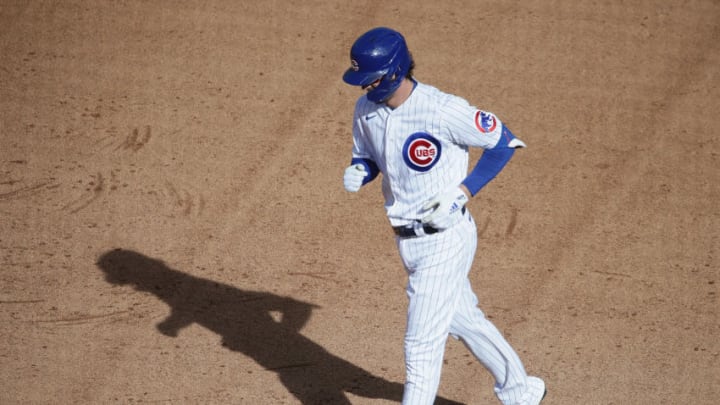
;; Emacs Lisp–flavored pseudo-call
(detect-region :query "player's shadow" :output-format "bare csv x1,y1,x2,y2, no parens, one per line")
96,248,463,405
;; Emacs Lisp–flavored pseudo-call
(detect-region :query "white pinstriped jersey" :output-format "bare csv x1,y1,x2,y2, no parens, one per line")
351,81,506,227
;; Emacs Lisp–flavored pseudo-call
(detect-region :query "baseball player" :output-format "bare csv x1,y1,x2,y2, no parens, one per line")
341,27,546,405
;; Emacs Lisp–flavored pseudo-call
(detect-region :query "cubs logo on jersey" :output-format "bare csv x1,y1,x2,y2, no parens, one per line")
402,133,442,172
475,110,497,133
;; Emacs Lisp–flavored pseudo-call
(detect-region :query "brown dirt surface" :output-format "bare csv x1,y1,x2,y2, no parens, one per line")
1,1,718,404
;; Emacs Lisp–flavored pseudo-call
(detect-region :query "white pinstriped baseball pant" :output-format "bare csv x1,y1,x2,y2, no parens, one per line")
396,211,534,405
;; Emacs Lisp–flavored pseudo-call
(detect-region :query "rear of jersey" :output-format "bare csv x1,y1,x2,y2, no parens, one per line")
351,81,506,226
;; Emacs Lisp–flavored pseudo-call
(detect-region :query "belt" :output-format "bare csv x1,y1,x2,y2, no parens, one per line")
393,207,466,238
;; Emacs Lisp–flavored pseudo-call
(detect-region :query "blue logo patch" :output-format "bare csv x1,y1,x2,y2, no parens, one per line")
402,133,441,172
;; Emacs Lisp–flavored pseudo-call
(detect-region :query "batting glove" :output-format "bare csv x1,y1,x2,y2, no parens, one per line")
421,186,469,230
343,164,368,192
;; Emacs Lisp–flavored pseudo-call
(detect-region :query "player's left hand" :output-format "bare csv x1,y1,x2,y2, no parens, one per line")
421,186,469,230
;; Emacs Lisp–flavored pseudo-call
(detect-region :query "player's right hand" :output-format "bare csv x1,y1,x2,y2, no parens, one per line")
343,164,368,192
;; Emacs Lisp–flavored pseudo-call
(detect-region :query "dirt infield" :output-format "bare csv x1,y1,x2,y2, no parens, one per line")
1,1,718,404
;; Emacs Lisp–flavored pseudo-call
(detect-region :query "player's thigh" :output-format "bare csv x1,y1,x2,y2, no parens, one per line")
401,233,472,338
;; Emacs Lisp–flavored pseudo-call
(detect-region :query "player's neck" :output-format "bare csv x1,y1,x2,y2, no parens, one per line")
386,78,415,109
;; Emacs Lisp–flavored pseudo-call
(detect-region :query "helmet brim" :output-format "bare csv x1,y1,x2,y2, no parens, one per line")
343,68,386,87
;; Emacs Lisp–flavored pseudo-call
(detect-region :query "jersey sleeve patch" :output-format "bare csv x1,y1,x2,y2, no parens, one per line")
474,110,497,133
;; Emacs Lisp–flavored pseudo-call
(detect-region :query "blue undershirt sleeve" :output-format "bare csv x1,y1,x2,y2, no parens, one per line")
351,157,380,185
461,125,523,196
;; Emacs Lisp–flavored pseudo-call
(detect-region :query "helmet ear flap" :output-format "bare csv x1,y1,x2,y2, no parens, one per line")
363,38,412,103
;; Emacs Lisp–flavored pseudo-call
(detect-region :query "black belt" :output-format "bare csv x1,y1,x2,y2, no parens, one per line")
393,207,466,238
393,224,439,238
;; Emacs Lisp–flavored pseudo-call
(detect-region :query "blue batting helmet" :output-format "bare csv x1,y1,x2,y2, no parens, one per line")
342,27,413,103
